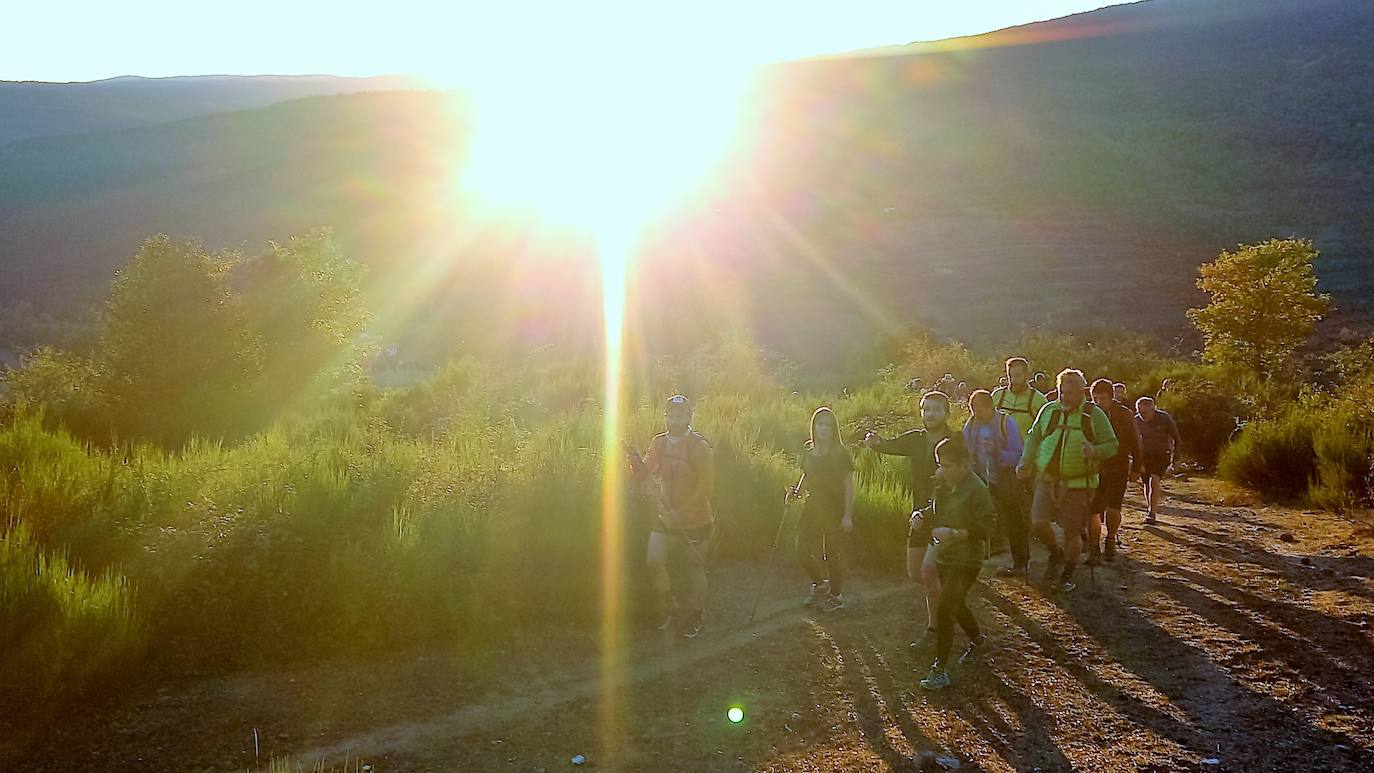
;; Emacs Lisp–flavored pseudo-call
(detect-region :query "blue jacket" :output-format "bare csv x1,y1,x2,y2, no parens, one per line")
963,412,1023,485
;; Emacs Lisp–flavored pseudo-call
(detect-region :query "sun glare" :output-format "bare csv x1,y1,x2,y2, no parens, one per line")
452,51,756,765
457,55,753,232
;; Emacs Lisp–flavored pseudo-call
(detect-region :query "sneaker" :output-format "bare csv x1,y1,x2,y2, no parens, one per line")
680,612,703,638
803,581,829,608
820,593,846,612
959,635,987,665
919,666,951,691
1055,569,1077,594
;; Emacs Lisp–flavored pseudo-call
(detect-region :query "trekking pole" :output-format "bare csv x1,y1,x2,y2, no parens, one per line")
748,478,804,624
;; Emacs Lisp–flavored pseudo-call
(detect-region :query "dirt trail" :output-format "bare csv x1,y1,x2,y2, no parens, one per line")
14,477,1374,772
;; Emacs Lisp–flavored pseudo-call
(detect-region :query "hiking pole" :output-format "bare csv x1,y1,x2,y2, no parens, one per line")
748,478,803,624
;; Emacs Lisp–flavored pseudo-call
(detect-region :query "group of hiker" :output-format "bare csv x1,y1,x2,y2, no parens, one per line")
623,357,1182,689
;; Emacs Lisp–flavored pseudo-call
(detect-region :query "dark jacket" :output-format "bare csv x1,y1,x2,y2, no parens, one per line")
869,427,950,511
916,473,996,568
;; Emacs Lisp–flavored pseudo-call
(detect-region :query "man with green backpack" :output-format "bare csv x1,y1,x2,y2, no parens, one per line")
1016,369,1119,592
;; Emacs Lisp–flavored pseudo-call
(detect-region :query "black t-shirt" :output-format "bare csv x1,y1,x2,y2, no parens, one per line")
801,444,855,517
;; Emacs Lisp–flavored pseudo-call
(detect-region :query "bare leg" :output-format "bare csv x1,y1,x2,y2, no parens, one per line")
1088,512,1104,556
1105,507,1122,545
1148,474,1163,515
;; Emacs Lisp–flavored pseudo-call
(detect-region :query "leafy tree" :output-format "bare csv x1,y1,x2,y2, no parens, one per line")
99,235,255,444
235,229,370,420
1187,238,1330,377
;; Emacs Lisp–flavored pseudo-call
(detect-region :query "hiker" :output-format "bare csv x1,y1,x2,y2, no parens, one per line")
964,390,1028,577
624,394,715,638
863,390,954,646
997,376,1010,390
954,380,970,404
1089,378,1141,562
1134,396,1182,524
786,406,855,613
1113,382,1128,404
1032,372,1050,394
1017,369,1118,592
989,357,1046,575
917,437,995,691
991,357,1048,428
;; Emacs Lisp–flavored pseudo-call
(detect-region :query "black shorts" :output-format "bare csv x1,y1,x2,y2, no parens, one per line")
1092,468,1129,512
1141,450,1172,477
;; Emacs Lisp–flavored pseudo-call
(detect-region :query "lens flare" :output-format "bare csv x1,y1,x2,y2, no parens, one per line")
454,50,754,765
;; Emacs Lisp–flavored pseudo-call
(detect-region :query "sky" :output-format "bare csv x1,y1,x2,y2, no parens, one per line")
7,1,1128,83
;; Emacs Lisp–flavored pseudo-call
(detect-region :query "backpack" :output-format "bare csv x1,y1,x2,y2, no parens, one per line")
1045,402,1097,444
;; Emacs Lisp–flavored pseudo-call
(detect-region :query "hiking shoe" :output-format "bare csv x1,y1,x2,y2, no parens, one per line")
818,593,845,613
919,666,951,691
1104,542,1117,562
1085,547,1101,567
803,581,830,608
1145,512,1157,525
959,635,987,665
1055,569,1077,594
680,612,703,638
997,565,1027,579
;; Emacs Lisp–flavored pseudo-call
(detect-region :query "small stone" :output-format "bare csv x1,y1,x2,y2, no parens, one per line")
1279,532,1296,543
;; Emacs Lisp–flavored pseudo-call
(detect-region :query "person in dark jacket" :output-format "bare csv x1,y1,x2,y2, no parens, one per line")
1134,396,1182,524
1089,379,1141,562
787,406,855,613
863,391,953,646
917,437,997,691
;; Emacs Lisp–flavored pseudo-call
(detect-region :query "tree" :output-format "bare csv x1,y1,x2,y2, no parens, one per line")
235,228,370,420
100,235,256,444
1187,238,1330,377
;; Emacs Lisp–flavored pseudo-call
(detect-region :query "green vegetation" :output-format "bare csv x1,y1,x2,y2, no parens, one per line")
1188,238,1331,377
3,233,1372,731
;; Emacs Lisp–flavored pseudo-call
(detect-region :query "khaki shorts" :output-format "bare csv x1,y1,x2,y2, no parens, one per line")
1031,478,1093,535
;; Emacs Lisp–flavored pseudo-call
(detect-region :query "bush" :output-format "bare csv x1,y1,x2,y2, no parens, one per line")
1309,414,1374,511
0,521,142,722
1217,409,1320,501
1146,364,1245,467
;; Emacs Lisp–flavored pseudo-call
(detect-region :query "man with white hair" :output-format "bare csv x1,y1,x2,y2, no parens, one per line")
1017,369,1119,592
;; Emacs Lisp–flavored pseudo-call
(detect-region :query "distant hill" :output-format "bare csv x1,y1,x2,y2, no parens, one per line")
0,74,423,145
1,0,1371,366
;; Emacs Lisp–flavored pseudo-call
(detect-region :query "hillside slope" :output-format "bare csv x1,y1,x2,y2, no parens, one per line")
0,74,423,145
1,0,1371,361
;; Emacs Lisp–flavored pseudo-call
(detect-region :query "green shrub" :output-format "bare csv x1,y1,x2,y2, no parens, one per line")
1147,365,1245,467
1218,409,1319,501
0,521,142,717
1309,414,1374,511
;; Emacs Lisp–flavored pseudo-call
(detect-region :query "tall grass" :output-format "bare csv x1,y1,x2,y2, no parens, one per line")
1,331,1333,718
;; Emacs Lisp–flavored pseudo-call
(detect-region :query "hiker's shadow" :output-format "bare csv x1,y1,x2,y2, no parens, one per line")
1132,560,1374,717
816,612,1076,773
810,617,960,771
1014,575,1374,771
1143,522,1374,602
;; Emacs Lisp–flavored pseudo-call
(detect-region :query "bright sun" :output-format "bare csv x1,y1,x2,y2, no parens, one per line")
455,52,754,235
